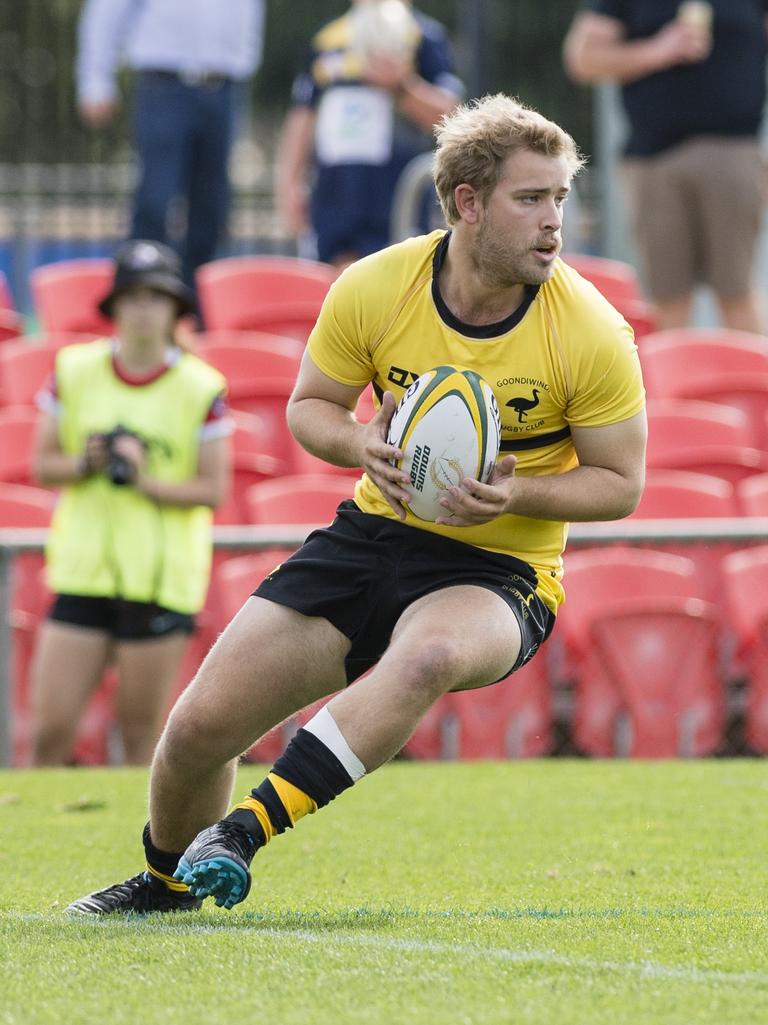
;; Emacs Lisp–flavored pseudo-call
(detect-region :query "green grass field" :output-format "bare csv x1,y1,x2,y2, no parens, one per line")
2,760,767,1025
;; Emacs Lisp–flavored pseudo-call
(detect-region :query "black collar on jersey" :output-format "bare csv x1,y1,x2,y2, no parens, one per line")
431,232,540,339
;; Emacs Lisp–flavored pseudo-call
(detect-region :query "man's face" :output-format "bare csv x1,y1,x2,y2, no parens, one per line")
471,149,571,289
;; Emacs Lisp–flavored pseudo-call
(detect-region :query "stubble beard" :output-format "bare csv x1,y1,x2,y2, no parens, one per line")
471,219,557,290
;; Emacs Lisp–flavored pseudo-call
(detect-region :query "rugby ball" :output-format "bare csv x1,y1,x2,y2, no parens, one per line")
387,365,501,521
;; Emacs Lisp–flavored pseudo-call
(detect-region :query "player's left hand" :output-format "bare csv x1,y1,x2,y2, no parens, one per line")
435,455,518,527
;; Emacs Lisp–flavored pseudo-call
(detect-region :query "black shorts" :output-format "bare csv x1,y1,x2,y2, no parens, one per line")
48,594,196,641
254,501,555,684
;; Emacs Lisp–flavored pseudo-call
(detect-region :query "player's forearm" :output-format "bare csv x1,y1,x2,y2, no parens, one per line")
505,465,644,522
397,79,458,132
288,397,365,468
564,35,668,84
35,451,87,486
135,474,227,509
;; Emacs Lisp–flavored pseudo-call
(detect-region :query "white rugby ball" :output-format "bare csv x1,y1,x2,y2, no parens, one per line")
386,365,501,522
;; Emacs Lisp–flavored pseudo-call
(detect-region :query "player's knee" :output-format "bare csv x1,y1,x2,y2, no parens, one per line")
399,637,468,697
157,703,226,770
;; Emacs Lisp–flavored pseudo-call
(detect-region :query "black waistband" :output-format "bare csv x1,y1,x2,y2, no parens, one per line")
140,69,231,89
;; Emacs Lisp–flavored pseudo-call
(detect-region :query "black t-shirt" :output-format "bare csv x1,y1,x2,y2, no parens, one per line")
585,0,768,155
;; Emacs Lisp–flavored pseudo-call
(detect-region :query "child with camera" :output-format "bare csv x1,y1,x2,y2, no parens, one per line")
30,240,232,766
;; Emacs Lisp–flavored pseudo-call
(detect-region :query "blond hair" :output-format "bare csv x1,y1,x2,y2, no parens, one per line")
433,94,585,225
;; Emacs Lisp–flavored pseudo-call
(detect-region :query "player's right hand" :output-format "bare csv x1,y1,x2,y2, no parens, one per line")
358,390,412,520
79,100,118,129
653,20,711,67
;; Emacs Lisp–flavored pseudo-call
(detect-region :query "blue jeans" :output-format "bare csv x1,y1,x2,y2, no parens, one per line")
131,73,237,290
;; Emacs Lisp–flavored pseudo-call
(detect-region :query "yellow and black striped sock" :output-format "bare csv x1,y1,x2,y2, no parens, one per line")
226,725,362,849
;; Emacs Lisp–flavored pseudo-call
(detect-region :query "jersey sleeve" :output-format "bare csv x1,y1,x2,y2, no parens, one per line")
199,390,233,442
565,316,646,427
414,17,464,96
306,269,378,387
290,46,320,108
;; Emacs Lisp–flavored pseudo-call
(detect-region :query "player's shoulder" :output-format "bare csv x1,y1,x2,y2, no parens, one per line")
313,13,350,53
55,337,111,372
541,258,632,344
412,9,452,43
331,231,443,307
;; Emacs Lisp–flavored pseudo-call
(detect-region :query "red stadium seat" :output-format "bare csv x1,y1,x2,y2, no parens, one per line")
213,549,296,627
446,655,553,759
0,407,39,485
640,330,768,446
722,546,768,753
620,298,657,341
214,411,288,525
0,340,59,408
30,259,114,335
737,472,768,516
645,399,767,484
197,339,298,463
29,332,100,349
630,469,739,610
0,269,17,312
196,256,337,340
196,330,304,362
631,469,738,518
0,484,56,766
559,547,725,757
0,308,24,343
245,473,356,525
563,255,657,338
564,253,643,303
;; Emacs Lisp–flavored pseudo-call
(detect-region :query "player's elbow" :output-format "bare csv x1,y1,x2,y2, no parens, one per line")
612,472,645,519
562,43,599,84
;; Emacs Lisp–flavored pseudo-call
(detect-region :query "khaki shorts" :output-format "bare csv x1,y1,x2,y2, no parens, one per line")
621,136,766,302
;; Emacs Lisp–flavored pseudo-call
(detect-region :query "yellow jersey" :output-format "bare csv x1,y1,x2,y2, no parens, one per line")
307,230,645,613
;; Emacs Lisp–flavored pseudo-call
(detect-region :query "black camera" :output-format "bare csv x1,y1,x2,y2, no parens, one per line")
103,424,143,486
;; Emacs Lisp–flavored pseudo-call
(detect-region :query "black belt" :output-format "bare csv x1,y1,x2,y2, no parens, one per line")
141,69,231,89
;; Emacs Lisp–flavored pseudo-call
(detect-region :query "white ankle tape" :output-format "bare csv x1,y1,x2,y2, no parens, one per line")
303,706,367,781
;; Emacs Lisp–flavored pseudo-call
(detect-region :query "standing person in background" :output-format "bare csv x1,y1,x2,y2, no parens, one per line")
563,1,768,332
276,0,463,270
76,0,266,296
30,240,232,767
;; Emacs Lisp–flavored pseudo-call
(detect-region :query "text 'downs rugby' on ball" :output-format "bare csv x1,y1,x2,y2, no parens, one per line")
386,365,501,521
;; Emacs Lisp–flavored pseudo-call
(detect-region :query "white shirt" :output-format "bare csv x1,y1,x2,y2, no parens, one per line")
77,0,266,105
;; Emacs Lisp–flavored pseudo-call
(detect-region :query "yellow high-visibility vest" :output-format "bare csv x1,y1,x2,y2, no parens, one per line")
46,340,226,614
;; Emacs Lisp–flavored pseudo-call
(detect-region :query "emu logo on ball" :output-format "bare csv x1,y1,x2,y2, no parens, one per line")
387,365,501,522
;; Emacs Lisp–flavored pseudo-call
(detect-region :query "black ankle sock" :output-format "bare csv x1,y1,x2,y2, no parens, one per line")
142,822,183,877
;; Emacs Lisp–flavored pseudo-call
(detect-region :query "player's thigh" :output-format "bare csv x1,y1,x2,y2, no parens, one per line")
384,584,523,694
167,595,351,746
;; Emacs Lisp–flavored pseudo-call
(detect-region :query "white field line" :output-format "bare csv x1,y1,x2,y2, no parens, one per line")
4,911,768,987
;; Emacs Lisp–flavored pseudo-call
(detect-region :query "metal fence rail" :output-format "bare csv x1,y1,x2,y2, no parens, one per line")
2,518,767,766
